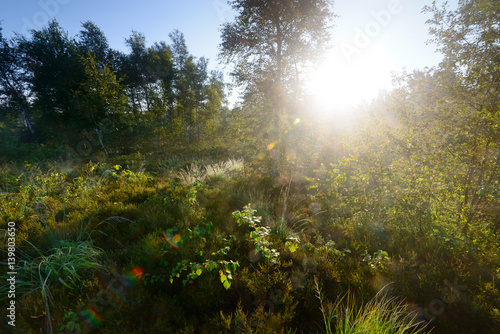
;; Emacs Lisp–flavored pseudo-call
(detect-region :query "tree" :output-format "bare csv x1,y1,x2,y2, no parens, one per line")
391,0,500,234
203,70,226,140
121,32,176,131
169,30,203,143
0,25,35,137
147,41,175,127
78,21,111,65
219,0,334,171
122,30,149,126
76,52,128,155
219,0,334,108
18,20,84,142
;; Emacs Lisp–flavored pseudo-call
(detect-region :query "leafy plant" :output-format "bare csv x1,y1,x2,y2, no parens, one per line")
233,204,280,263
60,309,81,333
144,224,239,290
165,258,238,290
362,249,390,270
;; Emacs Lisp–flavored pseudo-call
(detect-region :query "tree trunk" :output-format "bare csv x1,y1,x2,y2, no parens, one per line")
92,115,108,157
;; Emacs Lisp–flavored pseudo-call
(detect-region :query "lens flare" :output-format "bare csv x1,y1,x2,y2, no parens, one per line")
163,231,181,249
97,268,143,310
124,267,144,285
267,141,277,150
80,306,103,328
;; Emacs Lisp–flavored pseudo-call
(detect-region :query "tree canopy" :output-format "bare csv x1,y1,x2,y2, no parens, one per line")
0,20,227,157
219,0,334,105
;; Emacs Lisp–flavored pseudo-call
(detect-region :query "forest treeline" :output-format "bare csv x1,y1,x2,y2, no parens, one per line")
0,20,228,158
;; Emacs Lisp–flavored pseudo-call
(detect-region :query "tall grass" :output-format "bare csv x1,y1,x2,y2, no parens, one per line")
3,239,102,297
175,163,205,185
314,278,429,334
0,237,102,334
175,158,244,185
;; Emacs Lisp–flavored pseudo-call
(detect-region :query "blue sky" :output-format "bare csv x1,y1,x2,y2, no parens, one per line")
0,0,450,106
1,0,234,71
332,0,444,69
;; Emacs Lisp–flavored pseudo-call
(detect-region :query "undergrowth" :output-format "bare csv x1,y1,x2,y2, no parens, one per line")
0,154,498,333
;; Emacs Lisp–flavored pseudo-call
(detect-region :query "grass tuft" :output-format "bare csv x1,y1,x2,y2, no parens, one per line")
314,278,429,334
1,237,102,333
175,158,244,185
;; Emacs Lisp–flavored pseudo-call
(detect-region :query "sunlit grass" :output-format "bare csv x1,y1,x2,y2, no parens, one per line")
175,158,244,185
315,278,429,334
0,238,102,334
175,163,205,185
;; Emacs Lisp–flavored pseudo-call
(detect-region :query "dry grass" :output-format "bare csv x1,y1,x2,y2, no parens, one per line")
175,158,244,185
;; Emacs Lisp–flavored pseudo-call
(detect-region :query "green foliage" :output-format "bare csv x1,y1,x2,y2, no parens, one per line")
59,309,81,333
233,204,280,263
164,258,238,290
143,221,239,290
0,19,229,160
0,145,499,333
362,250,390,270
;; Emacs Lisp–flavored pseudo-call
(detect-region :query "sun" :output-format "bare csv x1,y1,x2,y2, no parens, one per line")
307,43,397,114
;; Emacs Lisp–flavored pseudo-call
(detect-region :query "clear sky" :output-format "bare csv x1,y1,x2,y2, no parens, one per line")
0,0,449,107
0,0,235,71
